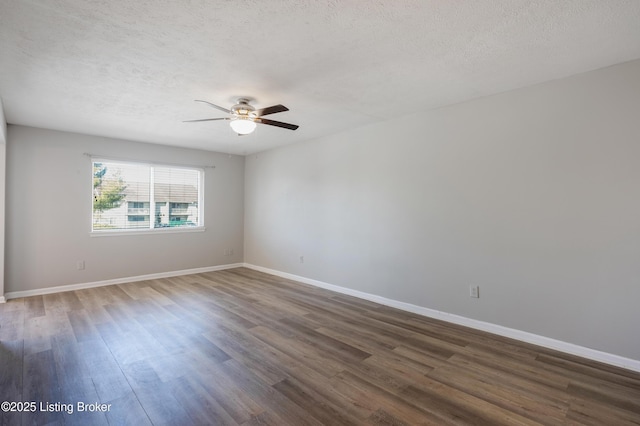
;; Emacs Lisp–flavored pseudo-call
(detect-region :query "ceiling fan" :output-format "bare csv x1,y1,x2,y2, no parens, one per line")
184,98,299,135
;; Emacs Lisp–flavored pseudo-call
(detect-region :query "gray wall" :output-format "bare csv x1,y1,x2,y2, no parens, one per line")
6,125,244,293
244,59,640,360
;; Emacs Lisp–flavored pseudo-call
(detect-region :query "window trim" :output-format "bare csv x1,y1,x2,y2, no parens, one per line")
90,158,205,235
90,226,206,237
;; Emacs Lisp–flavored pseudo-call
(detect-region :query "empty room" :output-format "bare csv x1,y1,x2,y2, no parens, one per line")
1,1,639,425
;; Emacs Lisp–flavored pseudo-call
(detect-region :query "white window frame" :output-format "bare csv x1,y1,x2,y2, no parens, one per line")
90,158,205,236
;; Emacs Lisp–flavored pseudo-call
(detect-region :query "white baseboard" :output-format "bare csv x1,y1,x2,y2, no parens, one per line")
243,263,640,373
3,263,244,301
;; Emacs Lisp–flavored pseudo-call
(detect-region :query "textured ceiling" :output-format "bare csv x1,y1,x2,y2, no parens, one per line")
1,0,640,155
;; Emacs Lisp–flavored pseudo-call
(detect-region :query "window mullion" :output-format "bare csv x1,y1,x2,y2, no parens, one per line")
149,165,155,229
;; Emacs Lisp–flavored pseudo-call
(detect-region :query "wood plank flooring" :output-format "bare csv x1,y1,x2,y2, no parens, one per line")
1,267,639,425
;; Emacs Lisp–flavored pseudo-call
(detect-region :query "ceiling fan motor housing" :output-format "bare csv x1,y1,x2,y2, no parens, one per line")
231,98,256,117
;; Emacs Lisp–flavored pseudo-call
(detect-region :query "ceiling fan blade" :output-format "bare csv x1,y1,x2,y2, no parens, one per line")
183,117,229,122
254,104,289,117
194,100,231,114
257,118,299,131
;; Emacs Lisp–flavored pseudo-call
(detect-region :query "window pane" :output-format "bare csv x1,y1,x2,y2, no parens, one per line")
92,161,150,230
92,160,202,232
154,167,200,228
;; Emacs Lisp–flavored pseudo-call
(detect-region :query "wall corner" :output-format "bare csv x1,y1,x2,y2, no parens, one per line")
0,97,6,302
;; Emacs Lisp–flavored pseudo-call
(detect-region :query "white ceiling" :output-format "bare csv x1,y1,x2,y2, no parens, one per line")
1,1,640,155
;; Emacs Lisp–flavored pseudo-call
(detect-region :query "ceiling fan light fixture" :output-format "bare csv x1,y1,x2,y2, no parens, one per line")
229,117,257,134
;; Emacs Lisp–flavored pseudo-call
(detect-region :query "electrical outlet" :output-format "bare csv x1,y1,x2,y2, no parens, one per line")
299,256,304,263
77,260,85,270
469,285,479,298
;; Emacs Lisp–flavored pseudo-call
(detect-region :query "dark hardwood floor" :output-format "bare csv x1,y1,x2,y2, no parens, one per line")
1,267,639,425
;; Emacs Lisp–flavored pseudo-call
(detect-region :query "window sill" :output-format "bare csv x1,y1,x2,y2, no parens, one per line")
90,226,206,237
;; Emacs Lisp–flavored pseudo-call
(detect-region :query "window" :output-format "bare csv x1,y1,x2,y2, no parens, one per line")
92,159,203,233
